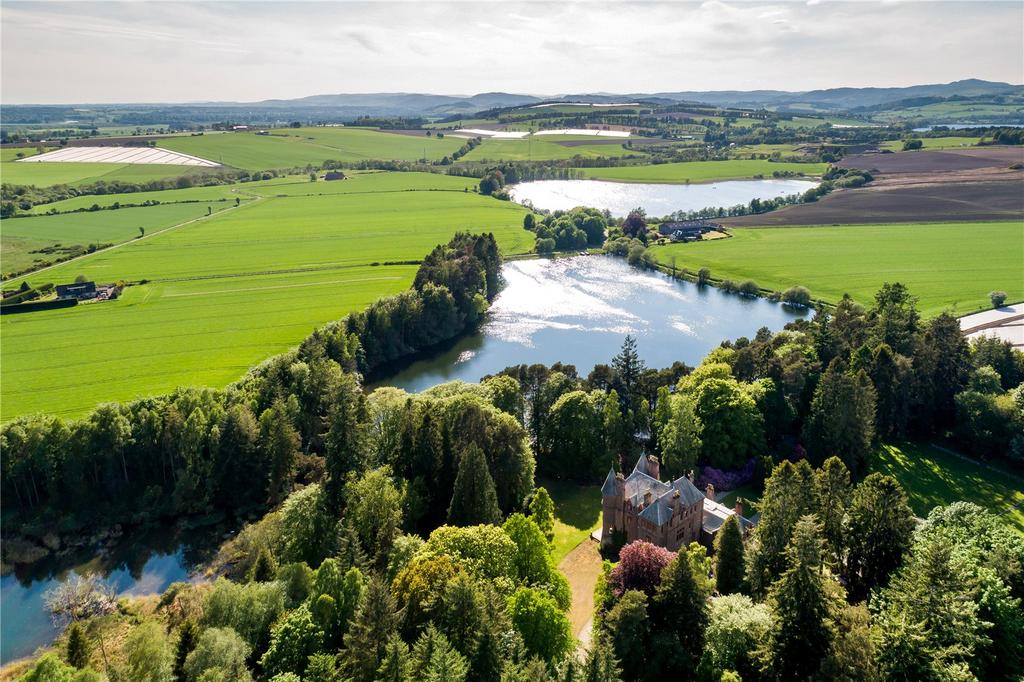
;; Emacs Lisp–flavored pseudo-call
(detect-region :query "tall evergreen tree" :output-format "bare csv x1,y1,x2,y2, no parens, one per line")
844,473,915,598
344,576,401,682
612,335,646,412
376,635,412,682
867,343,913,438
812,456,852,566
447,444,502,526
745,460,815,598
411,626,468,682
914,313,971,428
437,573,485,662
583,634,622,682
260,400,301,504
714,515,746,595
324,372,367,507
65,621,90,670
762,516,835,681
868,282,920,356
173,619,198,682
651,548,710,675
802,359,876,473
603,590,649,682
528,487,555,544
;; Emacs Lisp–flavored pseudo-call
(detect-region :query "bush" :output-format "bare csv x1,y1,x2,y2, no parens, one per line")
720,280,739,293
536,238,556,254
989,290,1008,308
782,286,812,307
902,139,923,151
697,268,711,286
738,280,760,297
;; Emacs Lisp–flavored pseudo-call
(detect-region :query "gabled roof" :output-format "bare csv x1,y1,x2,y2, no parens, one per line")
702,497,755,534
639,497,674,525
670,476,706,507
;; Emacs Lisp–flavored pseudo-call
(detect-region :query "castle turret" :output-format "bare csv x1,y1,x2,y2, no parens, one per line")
601,468,625,548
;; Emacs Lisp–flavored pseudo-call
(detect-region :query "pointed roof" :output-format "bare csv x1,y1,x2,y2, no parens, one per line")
670,476,705,507
639,497,674,525
601,468,619,497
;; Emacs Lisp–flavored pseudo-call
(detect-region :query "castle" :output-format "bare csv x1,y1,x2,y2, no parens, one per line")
601,454,753,551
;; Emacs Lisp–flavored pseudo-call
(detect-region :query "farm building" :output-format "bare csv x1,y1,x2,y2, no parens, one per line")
55,281,97,300
324,171,346,181
601,454,754,551
656,219,721,242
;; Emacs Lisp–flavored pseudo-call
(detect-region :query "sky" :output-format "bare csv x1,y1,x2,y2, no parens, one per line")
2,0,1022,104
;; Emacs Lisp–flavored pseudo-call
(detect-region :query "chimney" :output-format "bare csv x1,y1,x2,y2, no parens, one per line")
647,455,661,481
734,496,744,517
705,483,715,500
643,491,652,507
687,470,694,482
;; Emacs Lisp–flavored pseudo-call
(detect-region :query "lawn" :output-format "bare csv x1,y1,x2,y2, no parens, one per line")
578,159,827,183
871,442,1024,534
158,128,465,171
540,478,602,562
0,161,201,188
2,172,534,420
2,202,232,275
650,221,1024,317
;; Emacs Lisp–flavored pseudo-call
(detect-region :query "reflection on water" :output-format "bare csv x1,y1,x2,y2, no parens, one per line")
1,525,221,664
377,256,809,393
508,178,818,217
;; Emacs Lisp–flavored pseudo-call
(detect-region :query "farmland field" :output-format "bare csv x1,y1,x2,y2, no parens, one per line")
579,159,828,183
460,136,639,162
879,136,982,151
158,127,465,170
0,160,203,187
2,202,233,275
1,172,534,420
650,221,1024,317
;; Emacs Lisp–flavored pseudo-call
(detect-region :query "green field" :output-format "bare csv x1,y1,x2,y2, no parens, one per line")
0,160,202,188
2,202,232,275
2,172,534,420
461,137,639,162
879,137,982,151
158,128,465,171
651,221,1023,317
871,442,1024,533
1,147,53,162
579,159,828,183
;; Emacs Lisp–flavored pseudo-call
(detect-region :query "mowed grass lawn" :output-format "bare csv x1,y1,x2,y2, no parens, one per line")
650,221,1024,317
871,442,1024,534
541,478,602,562
2,173,534,420
158,128,465,171
2,202,232,275
579,159,827,183
0,160,203,187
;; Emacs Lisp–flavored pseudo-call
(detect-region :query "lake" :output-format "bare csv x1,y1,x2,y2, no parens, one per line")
0,525,220,664
376,255,809,393
508,178,818,217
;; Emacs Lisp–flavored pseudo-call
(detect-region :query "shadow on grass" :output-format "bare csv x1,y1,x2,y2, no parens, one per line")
538,477,601,531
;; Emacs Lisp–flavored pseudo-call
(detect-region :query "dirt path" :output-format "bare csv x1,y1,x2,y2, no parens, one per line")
558,538,603,654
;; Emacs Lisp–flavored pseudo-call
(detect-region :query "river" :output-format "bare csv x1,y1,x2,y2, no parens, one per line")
508,178,818,217
377,255,809,392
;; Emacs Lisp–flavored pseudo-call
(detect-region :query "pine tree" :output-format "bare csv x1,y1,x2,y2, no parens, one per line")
324,372,366,507
802,359,876,473
344,576,401,682
611,335,646,412
437,573,484,660
844,473,915,599
260,400,301,504
376,635,412,682
447,444,502,526
762,516,834,681
714,515,745,595
867,343,912,438
583,634,622,682
65,621,90,670
528,487,555,544
651,548,709,674
247,544,278,583
173,619,198,682
812,457,852,567
412,626,468,682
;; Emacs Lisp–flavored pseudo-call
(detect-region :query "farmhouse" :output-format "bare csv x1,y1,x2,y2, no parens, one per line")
601,454,754,552
55,281,97,300
656,219,721,242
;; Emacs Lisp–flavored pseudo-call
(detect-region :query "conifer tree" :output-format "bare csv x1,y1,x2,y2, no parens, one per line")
762,516,835,681
812,456,852,566
376,635,412,682
260,400,301,504
651,548,709,673
583,634,622,682
437,572,485,660
65,621,90,670
344,576,401,682
714,515,746,595
844,473,914,598
802,359,876,473
247,544,277,583
173,619,198,682
447,444,502,526
412,626,468,682
324,372,367,507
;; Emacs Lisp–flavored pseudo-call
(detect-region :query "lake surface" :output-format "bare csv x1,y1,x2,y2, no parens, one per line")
508,178,817,217
1,526,219,664
378,256,809,393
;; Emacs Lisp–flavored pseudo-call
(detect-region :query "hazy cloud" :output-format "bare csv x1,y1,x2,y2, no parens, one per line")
1,0,1021,104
